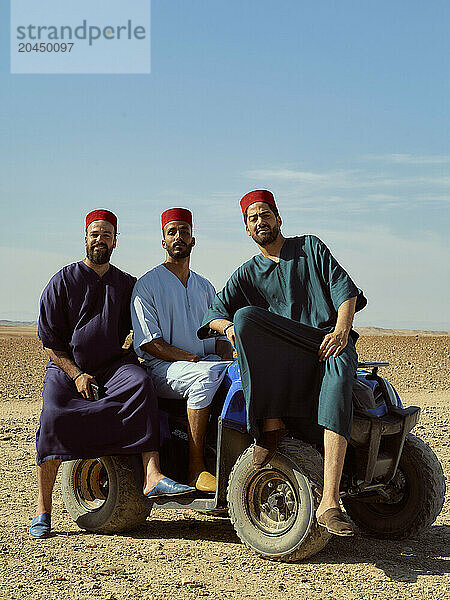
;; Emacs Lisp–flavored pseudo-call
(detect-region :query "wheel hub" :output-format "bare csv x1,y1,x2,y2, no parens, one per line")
246,470,298,535
74,459,109,511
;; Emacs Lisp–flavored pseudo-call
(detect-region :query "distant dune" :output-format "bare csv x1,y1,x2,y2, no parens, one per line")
0,320,36,327
0,325,37,339
0,321,448,339
355,326,449,337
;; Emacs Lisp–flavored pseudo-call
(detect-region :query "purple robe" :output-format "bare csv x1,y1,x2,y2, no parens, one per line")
36,261,159,465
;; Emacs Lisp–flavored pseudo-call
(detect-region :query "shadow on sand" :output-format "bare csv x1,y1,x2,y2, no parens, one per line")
62,517,449,584
311,524,450,582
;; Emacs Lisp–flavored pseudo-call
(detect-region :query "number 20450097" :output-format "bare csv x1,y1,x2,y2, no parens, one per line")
18,42,74,52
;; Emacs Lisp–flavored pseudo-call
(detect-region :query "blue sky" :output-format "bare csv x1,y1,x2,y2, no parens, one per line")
1,1,449,328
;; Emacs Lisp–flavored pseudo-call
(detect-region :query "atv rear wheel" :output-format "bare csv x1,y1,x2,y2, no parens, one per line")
227,438,331,562
343,434,445,539
61,455,150,533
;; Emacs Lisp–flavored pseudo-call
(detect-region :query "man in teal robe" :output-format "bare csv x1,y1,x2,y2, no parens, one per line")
199,190,367,536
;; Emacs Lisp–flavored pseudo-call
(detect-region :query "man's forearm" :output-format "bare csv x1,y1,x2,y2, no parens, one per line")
141,338,200,362
208,319,233,335
44,348,82,380
335,297,357,333
208,319,235,349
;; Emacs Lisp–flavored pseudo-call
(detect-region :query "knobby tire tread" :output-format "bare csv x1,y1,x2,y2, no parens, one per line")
62,455,150,534
343,434,445,539
228,438,330,562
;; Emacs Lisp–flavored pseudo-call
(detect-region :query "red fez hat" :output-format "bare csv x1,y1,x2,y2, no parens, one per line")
161,208,193,230
240,190,276,215
85,209,117,233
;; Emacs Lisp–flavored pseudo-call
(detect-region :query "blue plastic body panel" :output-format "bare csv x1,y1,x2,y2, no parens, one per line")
220,361,402,432
220,361,247,433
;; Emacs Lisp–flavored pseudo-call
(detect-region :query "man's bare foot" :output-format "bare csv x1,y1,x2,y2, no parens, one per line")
36,505,51,517
316,500,340,520
143,474,165,496
316,507,354,536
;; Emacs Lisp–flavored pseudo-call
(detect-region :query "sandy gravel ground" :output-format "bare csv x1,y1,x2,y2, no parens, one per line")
0,333,448,600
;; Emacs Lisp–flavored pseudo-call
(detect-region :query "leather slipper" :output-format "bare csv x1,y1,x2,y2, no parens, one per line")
189,471,216,493
317,508,354,536
146,477,195,499
253,428,287,469
30,513,51,539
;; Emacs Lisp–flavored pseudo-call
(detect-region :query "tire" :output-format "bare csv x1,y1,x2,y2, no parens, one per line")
227,438,331,562
343,434,446,539
61,455,151,533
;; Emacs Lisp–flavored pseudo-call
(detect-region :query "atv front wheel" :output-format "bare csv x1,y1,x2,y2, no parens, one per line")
343,434,445,539
61,455,151,533
227,438,331,562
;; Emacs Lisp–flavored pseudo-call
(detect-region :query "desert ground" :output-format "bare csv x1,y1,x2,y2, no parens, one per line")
0,327,448,600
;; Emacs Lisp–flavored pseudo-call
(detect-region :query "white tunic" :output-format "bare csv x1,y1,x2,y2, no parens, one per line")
131,265,231,409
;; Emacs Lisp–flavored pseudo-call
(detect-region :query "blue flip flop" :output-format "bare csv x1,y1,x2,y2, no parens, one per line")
30,513,51,538
146,477,195,499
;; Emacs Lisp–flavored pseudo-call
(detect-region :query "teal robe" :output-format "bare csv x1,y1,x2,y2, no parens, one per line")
199,236,367,440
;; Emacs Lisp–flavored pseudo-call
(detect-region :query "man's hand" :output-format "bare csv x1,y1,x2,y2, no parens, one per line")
215,339,234,361
75,373,99,400
319,296,357,361
44,347,99,398
225,325,236,350
318,329,349,361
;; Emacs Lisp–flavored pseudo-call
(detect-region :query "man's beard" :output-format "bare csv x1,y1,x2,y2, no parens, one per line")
250,224,280,246
86,244,113,265
166,241,194,259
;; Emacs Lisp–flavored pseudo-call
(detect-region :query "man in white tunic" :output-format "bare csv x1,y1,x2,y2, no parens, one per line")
131,208,233,493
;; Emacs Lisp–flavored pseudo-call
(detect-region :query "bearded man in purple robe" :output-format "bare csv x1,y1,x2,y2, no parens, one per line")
30,209,193,539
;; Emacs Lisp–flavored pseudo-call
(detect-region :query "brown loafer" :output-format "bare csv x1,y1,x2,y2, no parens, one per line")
253,428,287,469
317,508,354,536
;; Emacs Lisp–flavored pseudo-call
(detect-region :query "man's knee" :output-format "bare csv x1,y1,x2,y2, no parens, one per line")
124,364,156,395
234,306,267,332
186,396,213,410
185,368,222,410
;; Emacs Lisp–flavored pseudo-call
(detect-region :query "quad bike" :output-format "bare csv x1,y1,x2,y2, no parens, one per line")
61,361,445,561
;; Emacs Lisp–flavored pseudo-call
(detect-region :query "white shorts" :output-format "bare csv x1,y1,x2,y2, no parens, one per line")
147,354,233,410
